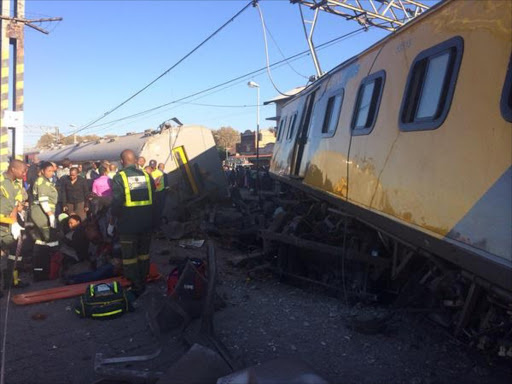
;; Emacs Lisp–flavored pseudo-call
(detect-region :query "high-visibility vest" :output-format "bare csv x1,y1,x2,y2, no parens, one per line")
0,173,23,224
119,170,152,207
151,169,165,192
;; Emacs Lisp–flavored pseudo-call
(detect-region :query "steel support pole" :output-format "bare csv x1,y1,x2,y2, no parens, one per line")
256,86,260,195
13,0,23,160
0,0,10,172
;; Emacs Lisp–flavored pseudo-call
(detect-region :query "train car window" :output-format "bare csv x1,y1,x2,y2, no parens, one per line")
501,53,512,122
277,116,287,142
351,71,386,136
322,90,344,136
286,113,297,140
400,36,464,131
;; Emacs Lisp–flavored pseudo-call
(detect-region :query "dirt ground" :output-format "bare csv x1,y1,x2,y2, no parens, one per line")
0,237,511,384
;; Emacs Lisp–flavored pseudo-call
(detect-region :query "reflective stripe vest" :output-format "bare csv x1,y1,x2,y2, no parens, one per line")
0,172,23,225
151,169,165,192
119,170,152,207
31,176,58,210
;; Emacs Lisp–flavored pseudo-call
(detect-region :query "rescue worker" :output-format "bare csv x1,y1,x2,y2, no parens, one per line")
149,159,165,227
110,150,155,296
30,161,59,281
26,155,40,203
0,159,29,294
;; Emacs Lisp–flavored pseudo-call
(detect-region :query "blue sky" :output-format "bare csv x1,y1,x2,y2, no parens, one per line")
21,0,413,147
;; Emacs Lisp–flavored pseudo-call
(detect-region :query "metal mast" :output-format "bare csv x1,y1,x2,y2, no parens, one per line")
291,0,431,32
0,0,62,171
292,0,431,79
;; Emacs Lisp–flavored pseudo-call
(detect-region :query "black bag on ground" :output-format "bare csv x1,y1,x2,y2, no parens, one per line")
75,281,132,319
32,243,52,282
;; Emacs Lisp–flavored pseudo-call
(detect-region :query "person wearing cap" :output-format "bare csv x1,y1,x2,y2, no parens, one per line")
149,160,165,228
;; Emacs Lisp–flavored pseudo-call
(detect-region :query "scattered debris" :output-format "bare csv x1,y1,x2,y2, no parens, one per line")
345,309,394,335
156,344,231,384
31,313,47,321
217,358,329,384
229,252,264,268
178,239,205,249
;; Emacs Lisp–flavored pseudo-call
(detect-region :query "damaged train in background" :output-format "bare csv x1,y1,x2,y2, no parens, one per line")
38,123,228,218
262,0,512,357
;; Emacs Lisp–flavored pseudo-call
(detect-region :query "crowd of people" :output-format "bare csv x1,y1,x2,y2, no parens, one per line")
0,151,168,298
224,165,273,191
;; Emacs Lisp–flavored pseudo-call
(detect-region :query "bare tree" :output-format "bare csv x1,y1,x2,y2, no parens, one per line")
36,133,62,148
212,126,240,153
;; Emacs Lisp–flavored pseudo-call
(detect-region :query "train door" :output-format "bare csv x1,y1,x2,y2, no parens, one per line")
291,90,317,176
172,146,199,195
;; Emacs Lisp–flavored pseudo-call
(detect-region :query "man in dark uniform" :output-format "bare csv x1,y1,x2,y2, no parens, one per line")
26,155,40,204
0,159,28,294
110,149,155,296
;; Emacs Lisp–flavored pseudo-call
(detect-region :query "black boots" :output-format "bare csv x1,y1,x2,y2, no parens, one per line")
2,260,30,289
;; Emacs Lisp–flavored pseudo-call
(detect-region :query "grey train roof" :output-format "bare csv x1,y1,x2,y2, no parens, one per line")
38,125,207,163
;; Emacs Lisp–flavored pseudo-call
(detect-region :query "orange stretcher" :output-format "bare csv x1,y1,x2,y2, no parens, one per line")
12,263,161,306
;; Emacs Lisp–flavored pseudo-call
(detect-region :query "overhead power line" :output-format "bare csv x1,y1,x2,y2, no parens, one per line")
74,27,366,135
72,0,253,136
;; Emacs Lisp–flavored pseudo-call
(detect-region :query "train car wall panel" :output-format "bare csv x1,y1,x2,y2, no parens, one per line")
368,0,511,263
270,97,306,176
301,62,361,198
269,0,512,289
298,49,383,182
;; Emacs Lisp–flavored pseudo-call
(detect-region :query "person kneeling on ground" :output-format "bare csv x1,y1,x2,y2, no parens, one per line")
63,223,121,285
59,214,89,271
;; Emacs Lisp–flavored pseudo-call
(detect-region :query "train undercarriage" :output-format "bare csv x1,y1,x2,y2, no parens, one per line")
257,180,512,358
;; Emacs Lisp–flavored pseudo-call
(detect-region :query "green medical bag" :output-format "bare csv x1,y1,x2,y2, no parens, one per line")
75,281,133,319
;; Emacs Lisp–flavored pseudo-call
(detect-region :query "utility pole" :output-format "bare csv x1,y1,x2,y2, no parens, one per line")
0,0,62,171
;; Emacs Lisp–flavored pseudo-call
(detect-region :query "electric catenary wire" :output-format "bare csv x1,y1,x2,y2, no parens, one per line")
71,1,253,137
254,1,294,97
264,19,309,80
75,27,366,136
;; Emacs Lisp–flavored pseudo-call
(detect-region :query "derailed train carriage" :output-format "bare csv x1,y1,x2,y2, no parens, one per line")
38,124,228,217
266,0,512,354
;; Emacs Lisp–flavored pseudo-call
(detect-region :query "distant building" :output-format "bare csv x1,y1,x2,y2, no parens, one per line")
236,128,276,155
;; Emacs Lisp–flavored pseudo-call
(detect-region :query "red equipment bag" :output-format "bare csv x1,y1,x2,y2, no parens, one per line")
166,258,206,299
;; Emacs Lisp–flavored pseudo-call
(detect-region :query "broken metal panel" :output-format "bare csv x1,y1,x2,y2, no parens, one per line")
140,125,228,200
157,344,231,384
217,358,329,384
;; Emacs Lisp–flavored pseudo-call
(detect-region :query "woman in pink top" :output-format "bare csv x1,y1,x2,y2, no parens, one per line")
92,166,113,197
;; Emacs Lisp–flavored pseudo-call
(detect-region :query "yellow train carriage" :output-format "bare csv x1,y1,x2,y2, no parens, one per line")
270,0,512,291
